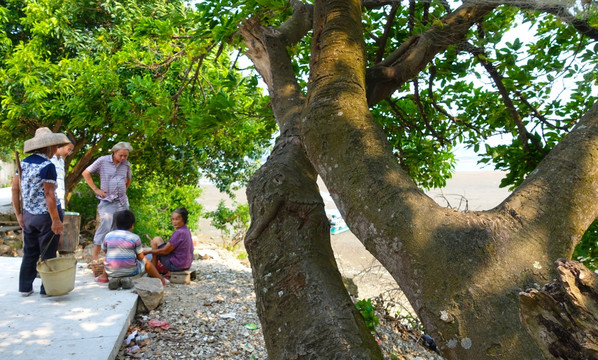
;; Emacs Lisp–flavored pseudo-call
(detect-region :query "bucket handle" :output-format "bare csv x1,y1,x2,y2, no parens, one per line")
43,259,56,272
39,234,58,272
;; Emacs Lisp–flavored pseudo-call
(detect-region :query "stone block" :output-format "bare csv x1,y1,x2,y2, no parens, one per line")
169,267,197,285
133,277,164,311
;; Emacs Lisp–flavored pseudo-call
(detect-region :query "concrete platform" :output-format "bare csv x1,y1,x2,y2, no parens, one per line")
0,256,138,360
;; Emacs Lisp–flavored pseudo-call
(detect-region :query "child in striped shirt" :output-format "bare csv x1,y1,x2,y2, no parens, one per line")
96,210,168,287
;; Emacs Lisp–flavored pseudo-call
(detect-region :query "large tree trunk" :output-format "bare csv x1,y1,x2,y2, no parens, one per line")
240,0,598,359
300,0,598,358
240,7,382,357
245,131,383,359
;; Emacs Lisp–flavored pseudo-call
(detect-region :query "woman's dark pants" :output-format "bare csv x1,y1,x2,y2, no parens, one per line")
19,211,62,295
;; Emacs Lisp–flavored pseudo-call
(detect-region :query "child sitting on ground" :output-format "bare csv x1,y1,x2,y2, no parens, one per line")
95,209,169,289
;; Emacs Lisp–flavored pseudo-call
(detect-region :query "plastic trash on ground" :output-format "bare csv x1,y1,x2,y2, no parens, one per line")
220,312,236,319
148,319,171,330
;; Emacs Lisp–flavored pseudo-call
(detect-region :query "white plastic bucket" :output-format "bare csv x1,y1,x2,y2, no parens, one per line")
36,256,77,296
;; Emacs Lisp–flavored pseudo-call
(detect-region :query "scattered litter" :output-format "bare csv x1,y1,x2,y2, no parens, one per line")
220,312,236,319
125,330,138,345
241,343,254,352
148,319,171,330
244,323,259,330
194,249,217,261
326,208,350,235
127,345,140,354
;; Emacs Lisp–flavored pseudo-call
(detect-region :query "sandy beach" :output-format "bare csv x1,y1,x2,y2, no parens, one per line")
196,171,510,241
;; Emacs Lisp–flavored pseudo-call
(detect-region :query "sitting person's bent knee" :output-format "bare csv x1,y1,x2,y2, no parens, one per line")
150,236,164,248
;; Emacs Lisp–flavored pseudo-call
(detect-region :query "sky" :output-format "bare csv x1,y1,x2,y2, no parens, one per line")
453,136,510,172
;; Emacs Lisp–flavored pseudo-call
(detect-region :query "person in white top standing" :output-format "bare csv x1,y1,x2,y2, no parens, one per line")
50,139,75,211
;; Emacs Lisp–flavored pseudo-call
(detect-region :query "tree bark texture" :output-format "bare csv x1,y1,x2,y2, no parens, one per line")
241,0,598,358
241,9,383,358
300,0,598,358
245,134,383,359
365,3,495,105
519,259,598,359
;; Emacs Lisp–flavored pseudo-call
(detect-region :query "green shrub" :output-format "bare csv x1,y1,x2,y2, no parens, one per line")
204,200,249,249
68,181,98,226
355,298,379,332
128,176,202,243
573,218,598,271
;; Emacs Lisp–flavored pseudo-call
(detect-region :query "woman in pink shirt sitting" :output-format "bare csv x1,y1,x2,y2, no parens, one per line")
144,207,194,276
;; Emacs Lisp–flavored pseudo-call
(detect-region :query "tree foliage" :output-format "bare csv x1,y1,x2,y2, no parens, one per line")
199,0,597,190
0,0,276,197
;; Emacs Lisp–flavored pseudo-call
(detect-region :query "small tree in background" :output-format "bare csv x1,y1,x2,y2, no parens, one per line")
204,201,250,250
0,0,275,199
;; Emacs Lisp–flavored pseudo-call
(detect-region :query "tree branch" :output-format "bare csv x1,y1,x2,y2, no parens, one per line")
365,3,496,106
412,78,447,145
65,138,102,196
171,54,203,102
374,3,400,63
462,42,547,156
421,0,430,26
277,0,314,46
515,2,598,41
386,96,420,134
238,12,307,133
362,0,446,11
503,100,598,256
362,0,400,10
408,0,416,35
514,90,570,131
427,66,485,137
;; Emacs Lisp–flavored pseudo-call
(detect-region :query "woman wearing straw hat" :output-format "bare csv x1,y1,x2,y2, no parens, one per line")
11,127,71,296
82,141,133,266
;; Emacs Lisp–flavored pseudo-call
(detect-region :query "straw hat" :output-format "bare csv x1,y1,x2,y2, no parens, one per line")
110,142,133,152
24,127,71,153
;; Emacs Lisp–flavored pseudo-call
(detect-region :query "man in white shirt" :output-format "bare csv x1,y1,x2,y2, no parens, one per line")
50,139,75,211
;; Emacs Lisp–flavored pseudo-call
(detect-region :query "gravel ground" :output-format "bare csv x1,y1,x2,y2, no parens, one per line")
115,244,443,360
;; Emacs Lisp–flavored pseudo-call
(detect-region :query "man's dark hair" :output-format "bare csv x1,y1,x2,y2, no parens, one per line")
114,209,135,230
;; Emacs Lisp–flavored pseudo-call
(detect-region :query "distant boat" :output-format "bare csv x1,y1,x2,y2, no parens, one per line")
325,209,350,235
